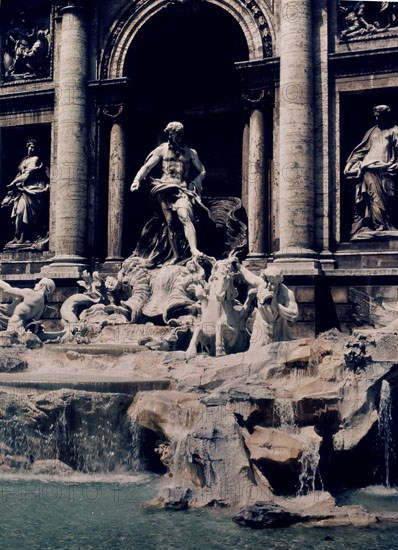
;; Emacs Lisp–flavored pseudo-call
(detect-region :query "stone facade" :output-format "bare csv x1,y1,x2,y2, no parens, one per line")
1,0,398,335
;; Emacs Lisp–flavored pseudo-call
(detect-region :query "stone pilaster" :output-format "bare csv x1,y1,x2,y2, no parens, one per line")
104,105,126,263
48,0,88,272
244,91,267,258
276,0,316,262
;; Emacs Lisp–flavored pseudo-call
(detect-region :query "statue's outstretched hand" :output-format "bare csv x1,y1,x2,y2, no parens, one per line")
130,180,140,192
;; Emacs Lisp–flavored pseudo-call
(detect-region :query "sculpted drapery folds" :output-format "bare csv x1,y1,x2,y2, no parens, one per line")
344,105,398,238
1,139,50,249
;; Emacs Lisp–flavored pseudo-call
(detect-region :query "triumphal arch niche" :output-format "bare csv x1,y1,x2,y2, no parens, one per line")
2,0,398,337
98,0,276,264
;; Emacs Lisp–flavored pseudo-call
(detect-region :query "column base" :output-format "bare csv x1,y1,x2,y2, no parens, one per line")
103,258,124,271
272,258,321,275
274,246,317,260
272,247,320,274
41,255,89,278
243,254,268,274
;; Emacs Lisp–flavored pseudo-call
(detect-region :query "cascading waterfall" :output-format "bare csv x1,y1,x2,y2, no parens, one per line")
0,390,140,474
273,399,321,495
378,380,393,487
273,398,298,433
298,439,321,495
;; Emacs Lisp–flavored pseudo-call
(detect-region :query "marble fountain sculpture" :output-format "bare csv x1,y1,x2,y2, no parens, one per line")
0,253,397,527
0,122,397,528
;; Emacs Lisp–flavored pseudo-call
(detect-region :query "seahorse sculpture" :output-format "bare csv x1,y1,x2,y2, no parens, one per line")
60,271,104,324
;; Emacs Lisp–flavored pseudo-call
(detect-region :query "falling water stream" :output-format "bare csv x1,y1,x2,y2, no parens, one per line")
298,439,321,495
378,380,393,488
273,398,321,495
273,398,298,433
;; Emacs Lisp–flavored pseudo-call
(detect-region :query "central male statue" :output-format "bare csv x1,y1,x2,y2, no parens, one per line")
131,122,207,264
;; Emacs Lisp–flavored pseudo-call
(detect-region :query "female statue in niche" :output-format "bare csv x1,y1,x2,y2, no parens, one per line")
1,139,50,249
344,105,398,239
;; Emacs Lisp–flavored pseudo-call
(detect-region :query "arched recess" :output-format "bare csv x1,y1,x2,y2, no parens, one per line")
100,0,274,258
101,0,274,80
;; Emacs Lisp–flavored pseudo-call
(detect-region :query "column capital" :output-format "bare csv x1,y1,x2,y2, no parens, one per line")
100,104,125,123
242,89,272,111
56,0,88,16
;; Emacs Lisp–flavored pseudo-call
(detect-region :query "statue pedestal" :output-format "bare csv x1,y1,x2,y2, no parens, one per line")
351,230,398,241
41,256,88,279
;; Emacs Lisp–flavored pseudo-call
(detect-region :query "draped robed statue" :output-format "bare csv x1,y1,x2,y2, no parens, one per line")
344,105,398,239
1,139,50,250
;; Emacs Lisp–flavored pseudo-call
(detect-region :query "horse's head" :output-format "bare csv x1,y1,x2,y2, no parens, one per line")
210,258,238,302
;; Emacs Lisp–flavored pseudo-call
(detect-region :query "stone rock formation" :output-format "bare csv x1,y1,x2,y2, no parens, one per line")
126,328,398,510
0,307,397,526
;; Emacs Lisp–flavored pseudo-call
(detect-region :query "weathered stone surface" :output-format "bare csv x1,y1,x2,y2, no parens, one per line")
152,487,192,511
243,426,321,464
124,328,398,508
25,333,43,349
30,459,75,476
233,501,304,528
284,344,311,368
0,388,134,473
233,494,380,529
0,325,397,517
128,391,202,440
0,354,27,373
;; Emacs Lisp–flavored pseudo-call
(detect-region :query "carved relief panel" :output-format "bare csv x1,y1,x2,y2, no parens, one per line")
338,1,398,41
1,1,52,82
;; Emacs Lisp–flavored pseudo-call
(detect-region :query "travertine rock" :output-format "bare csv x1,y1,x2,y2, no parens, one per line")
243,426,321,464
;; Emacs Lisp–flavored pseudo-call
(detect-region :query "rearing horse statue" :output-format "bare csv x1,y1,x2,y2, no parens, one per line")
185,257,253,359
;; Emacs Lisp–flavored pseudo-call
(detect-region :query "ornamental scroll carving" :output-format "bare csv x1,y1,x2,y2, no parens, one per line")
239,0,273,57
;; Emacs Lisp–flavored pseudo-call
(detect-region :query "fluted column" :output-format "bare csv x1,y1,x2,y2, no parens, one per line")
276,0,315,260
245,92,267,258
50,0,88,269
104,106,126,262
